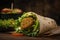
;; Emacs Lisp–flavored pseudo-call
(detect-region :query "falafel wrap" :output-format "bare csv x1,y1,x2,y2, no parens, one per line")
15,12,58,37
15,12,40,37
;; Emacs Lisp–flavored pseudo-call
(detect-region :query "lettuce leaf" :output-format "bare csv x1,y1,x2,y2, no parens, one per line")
15,12,40,37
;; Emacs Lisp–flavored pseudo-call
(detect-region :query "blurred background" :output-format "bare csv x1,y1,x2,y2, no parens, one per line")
0,0,60,25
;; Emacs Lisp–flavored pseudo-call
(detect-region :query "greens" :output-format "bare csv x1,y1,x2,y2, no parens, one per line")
15,12,40,37
0,12,40,37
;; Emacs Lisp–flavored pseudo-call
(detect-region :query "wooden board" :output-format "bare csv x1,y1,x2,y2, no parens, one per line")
0,33,60,40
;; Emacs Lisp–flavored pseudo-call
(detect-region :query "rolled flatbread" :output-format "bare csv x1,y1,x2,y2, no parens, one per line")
33,12,58,34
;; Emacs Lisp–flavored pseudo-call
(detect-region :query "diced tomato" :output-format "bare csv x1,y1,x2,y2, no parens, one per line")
2,8,12,12
11,33,24,37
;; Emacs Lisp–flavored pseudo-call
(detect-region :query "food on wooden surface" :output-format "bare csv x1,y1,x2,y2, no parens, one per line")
0,12,58,37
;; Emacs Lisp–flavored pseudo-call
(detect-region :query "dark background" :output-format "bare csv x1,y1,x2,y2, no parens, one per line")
0,0,13,11
0,0,60,25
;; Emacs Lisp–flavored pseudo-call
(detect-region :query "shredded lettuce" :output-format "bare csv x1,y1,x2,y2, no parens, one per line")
15,12,40,37
0,12,40,37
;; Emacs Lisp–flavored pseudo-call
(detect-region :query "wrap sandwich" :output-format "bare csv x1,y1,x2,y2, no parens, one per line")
0,12,58,36
15,12,40,37
15,12,57,36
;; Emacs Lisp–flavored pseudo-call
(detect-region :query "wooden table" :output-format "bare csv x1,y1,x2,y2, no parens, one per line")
0,33,60,40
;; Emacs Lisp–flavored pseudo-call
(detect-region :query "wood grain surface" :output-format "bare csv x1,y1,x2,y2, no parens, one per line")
0,33,60,40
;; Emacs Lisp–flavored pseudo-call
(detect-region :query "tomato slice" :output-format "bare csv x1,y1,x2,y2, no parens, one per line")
11,33,24,37
2,8,12,12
